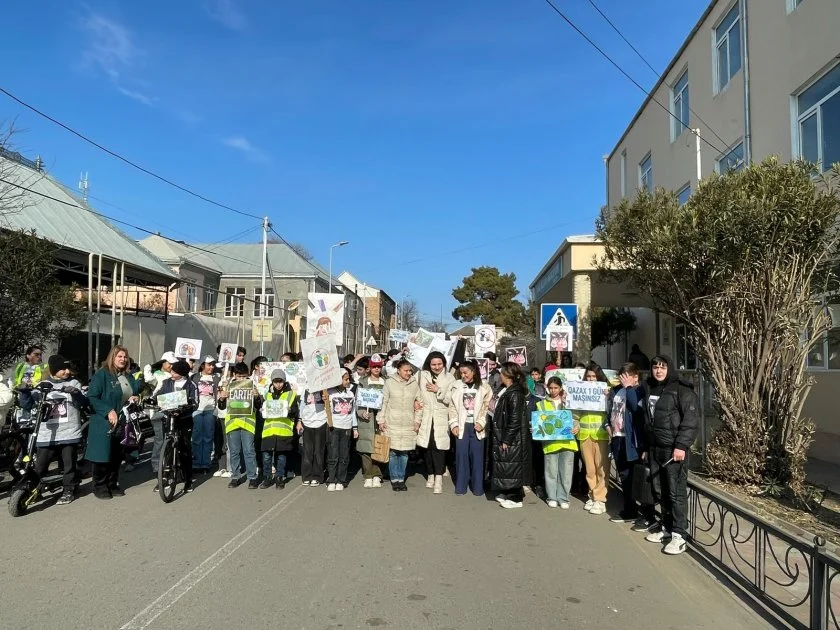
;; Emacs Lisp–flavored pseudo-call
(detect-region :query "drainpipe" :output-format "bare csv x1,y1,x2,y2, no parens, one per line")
740,0,752,164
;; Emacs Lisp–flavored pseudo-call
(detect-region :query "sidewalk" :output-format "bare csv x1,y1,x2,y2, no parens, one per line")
807,457,840,492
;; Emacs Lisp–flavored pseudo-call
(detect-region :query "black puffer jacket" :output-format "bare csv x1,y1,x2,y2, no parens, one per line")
491,385,533,492
643,355,700,451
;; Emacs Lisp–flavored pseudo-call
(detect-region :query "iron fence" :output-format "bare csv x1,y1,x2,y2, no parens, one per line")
688,478,840,629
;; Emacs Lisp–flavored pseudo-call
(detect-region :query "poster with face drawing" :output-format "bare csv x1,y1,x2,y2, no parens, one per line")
306,293,345,340
546,326,574,352
505,346,527,367
330,394,355,417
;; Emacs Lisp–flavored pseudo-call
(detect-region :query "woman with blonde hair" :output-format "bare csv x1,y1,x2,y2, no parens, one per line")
86,345,143,499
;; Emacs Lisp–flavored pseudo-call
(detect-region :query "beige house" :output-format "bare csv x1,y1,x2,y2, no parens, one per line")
337,271,397,352
530,0,840,465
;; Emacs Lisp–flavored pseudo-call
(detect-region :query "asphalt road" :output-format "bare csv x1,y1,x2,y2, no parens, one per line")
0,463,765,630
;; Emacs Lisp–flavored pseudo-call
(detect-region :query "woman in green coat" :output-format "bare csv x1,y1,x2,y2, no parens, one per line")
86,345,141,499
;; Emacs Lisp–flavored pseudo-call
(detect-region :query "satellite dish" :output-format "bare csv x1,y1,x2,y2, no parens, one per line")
287,300,300,311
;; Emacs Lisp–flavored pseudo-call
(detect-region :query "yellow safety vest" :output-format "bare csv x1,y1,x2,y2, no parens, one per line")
14,362,44,387
225,380,257,434
262,390,296,439
577,411,610,441
536,400,578,454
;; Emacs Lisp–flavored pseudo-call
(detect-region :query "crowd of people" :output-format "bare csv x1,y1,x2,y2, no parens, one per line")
2,341,698,556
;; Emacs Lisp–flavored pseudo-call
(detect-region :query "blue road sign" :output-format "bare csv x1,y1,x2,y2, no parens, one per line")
539,303,578,340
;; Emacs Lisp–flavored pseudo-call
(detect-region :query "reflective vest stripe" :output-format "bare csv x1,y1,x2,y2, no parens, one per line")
262,391,296,439
536,400,578,454
225,414,256,434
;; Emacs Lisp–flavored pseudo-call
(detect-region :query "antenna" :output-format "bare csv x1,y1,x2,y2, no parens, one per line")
78,171,89,203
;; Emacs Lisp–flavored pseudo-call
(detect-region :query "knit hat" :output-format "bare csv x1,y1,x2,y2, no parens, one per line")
369,354,384,367
160,351,177,364
170,360,191,377
47,354,71,375
270,369,287,382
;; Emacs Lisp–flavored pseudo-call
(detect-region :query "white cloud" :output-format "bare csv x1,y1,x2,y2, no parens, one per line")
204,0,247,31
117,87,157,106
222,136,269,163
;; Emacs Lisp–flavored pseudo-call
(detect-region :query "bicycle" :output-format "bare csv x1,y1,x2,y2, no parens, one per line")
156,405,192,503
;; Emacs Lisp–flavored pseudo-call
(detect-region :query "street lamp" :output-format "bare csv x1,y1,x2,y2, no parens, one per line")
328,240,349,293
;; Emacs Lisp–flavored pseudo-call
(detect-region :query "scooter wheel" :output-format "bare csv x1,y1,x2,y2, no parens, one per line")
8,487,29,517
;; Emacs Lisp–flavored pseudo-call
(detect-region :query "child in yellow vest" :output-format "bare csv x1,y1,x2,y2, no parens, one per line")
537,377,579,509
575,363,612,515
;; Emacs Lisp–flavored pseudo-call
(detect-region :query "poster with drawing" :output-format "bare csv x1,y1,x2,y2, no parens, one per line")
565,381,609,412
414,328,436,349
158,389,188,411
301,333,343,391
545,368,585,384
219,343,238,365
474,325,497,353
252,361,283,393
531,409,575,441
429,337,456,367
505,346,527,367
357,387,384,410
473,358,490,381
226,379,255,417
388,329,411,343
546,326,574,352
175,337,203,360
306,293,345,340
262,398,290,419
279,362,308,396
405,342,430,370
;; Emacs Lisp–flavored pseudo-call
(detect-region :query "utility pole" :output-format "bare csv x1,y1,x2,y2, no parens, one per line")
259,216,270,356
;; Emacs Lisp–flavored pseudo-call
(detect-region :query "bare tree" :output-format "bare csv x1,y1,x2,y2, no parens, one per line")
399,298,420,330
0,121,38,219
267,235,314,262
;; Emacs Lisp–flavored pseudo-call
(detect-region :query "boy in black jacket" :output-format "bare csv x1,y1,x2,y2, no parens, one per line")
154,360,198,492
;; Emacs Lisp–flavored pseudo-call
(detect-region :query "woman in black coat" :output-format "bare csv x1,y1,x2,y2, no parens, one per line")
491,362,532,509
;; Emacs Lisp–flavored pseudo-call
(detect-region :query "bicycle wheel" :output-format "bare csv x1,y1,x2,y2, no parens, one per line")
157,436,178,503
0,433,25,484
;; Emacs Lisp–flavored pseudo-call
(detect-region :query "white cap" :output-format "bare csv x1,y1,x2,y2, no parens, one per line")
160,351,177,363
202,355,216,364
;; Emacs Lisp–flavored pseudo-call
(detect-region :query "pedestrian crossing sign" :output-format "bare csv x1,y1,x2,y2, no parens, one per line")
539,303,578,340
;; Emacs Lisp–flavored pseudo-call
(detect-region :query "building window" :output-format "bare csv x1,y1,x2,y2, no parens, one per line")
787,0,805,12
714,3,741,93
677,184,691,206
675,322,697,371
672,71,690,139
203,288,215,314
797,63,840,173
224,287,245,318
639,153,653,191
185,282,197,313
716,142,745,173
254,288,275,318
620,150,627,197
808,297,840,370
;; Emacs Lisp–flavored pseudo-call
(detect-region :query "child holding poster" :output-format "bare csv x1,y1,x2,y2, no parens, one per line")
536,377,579,509
575,363,612,516
356,354,387,488
325,368,358,491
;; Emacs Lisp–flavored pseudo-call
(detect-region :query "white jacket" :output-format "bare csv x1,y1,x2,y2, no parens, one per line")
415,370,455,450
448,380,492,441
0,382,13,421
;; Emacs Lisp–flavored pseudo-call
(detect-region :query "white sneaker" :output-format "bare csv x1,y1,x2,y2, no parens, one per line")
220,470,233,478
372,477,382,488
335,483,344,492
560,502,570,510
213,469,225,477
309,481,320,488
584,499,594,511
547,500,559,509
433,476,443,494
589,501,606,515
663,533,687,555
425,477,434,489
495,496,507,504
500,499,523,509
645,529,672,544
327,483,336,492
443,469,450,477
363,478,373,488
302,479,311,486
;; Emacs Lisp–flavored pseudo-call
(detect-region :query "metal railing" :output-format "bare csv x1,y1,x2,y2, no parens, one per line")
688,477,840,629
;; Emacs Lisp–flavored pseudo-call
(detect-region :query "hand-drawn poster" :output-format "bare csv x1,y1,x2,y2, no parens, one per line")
262,398,290,419
219,343,238,365
531,409,575,441
175,337,202,360
565,381,609,413
252,361,284,393
357,387,384,410
474,358,490,381
158,389,188,411
388,329,411,343
306,293,345,340
301,333,343,391
405,342,430,370
505,346,527,367
414,328,436,349
279,361,308,396
546,326,574,352
545,368,585,384
474,325,496,353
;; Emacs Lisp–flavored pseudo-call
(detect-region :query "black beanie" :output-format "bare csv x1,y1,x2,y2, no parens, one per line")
48,354,71,375
170,360,191,377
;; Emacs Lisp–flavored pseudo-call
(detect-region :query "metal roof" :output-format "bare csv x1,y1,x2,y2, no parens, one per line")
0,158,178,283
138,234,223,274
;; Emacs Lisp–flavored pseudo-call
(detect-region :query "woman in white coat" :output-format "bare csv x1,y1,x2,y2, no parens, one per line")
379,360,419,491
448,360,492,497
414,351,455,494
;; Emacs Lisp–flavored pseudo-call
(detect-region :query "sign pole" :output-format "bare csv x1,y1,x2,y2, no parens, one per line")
259,216,269,356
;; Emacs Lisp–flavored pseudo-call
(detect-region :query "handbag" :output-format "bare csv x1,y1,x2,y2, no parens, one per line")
372,433,390,463
632,462,656,506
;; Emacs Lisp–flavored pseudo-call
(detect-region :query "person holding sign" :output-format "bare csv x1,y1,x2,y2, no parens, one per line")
217,362,262,489
575,363,612,516
154,361,198,493
536,377,579,509
356,354,387,488
259,369,299,490
448,360,492,497
491,363,532,509
326,368,358,492
415,351,455,495
298,390,329,487
379,360,419,492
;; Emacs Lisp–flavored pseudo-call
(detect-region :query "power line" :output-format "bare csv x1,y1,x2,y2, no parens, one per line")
541,0,728,156
269,226,327,278
0,85,263,220
583,0,730,151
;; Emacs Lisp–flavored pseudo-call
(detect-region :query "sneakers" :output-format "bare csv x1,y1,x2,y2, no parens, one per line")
228,477,242,489
276,478,286,489
335,483,344,492
500,499,523,509
547,500,559,509
327,483,337,492
632,518,657,533
152,484,159,492
310,481,320,488
495,496,507,504
645,529,672,544
664,533,687,555
610,511,640,523
220,470,233,478
372,477,382,488
363,478,373,489
425,477,434,489
443,469,450,477
589,501,606,515
302,479,311,486
560,502,570,510
57,490,74,505
213,468,226,478
259,478,273,489
584,499,594,511
247,479,260,489
433,476,443,494
391,482,400,492
184,483,194,493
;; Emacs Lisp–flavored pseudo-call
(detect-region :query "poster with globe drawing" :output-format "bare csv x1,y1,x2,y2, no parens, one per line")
301,333,342,391
531,409,574,441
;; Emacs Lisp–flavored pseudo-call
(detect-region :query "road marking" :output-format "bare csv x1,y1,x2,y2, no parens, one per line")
120,485,305,630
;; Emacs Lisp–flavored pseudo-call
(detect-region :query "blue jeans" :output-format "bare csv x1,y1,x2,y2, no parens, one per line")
544,449,575,503
261,451,287,481
227,429,257,480
388,450,409,482
192,410,216,470
455,423,484,496
150,416,164,474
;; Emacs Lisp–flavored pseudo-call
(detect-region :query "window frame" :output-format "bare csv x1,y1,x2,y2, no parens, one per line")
224,287,246,318
676,183,691,206
202,288,216,314
185,281,197,313
674,321,698,371
715,141,745,173
253,287,275,318
671,70,690,140
713,3,741,94
639,152,653,191
795,62,840,173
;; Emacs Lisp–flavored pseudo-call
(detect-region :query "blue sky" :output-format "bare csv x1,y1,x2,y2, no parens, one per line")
1,0,707,329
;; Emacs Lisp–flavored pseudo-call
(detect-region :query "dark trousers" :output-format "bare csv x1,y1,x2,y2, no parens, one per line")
455,423,484,495
650,446,689,537
498,487,525,503
424,431,446,476
302,424,327,483
177,426,193,483
531,437,545,490
612,437,640,517
34,444,78,492
92,433,123,492
327,427,351,484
